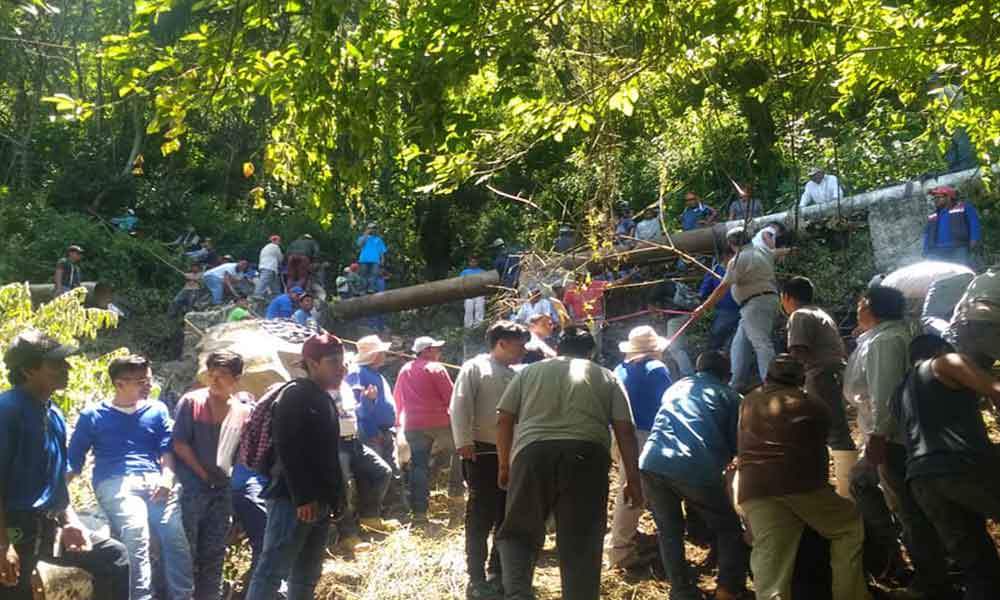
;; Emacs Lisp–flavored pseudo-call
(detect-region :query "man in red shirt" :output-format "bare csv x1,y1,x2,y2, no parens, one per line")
563,275,612,359
394,337,463,523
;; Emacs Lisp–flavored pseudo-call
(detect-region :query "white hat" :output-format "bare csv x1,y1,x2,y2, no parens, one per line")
355,335,391,365
412,336,446,353
492,238,505,247
807,166,823,176
618,325,668,354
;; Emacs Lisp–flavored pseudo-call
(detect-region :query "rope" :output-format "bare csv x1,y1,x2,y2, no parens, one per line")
339,337,463,371
600,307,693,325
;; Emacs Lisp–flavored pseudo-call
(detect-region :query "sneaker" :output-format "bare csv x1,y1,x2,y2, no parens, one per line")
359,517,401,532
466,580,502,600
339,535,372,554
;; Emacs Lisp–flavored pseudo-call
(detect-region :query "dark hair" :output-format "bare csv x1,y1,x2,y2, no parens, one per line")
206,351,244,376
486,320,530,349
781,276,815,304
861,286,906,322
556,326,595,359
695,351,731,381
766,221,786,234
909,334,954,364
108,355,150,382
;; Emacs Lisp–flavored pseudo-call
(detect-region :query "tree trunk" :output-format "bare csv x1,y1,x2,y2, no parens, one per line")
332,270,498,320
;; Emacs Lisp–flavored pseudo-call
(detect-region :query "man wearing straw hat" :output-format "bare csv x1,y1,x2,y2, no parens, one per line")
640,350,749,600
347,335,398,471
607,326,673,570
450,321,529,599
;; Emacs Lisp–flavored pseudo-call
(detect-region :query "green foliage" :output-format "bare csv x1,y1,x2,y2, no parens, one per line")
0,284,124,416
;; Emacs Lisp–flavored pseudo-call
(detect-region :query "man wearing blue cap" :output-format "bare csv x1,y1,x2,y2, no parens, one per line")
265,286,304,320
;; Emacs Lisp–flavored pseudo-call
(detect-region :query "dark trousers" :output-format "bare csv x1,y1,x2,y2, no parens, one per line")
708,309,740,353
805,367,856,451
640,471,749,599
286,254,311,289
879,443,951,595
911,469,1000,600
497,440,611,600
5,512,130,600
181,484,232,600
463,442,506,583
337,437,392,536
849,455,903,578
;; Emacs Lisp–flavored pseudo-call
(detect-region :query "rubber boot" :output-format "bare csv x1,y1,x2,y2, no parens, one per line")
832,449,859,499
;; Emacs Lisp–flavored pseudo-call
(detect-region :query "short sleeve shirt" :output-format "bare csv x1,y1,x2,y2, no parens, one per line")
172,388,225,488
787,306,846,373
721,246,777,304
497,357,633,462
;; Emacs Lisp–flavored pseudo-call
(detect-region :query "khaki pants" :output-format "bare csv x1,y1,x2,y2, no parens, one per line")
741,488,871,600
607,430,649,566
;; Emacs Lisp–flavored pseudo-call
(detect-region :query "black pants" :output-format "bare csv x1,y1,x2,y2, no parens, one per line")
805,367,855,451
5,511,130,600
463,442,506,583
497,440,611,600
911,469,1000,600
879,443,952,595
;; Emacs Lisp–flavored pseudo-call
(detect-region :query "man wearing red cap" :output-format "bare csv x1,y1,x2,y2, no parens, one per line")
246,333,347,600
923,185,981,267
255,235,284,297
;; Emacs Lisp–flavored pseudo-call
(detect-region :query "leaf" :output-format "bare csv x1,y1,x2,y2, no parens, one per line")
179,32,207,42
243,162,255,178
160,139,181,156
345,40,363,60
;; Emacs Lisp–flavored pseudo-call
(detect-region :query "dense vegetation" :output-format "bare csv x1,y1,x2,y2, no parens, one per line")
2,0,999,357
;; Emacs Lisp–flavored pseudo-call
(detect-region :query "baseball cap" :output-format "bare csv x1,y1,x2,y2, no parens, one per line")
3,330,79,371
67,244,84,254
269,234,281,243
492,238,505,248
412,336,446,353
526,312,552,324
301,333,344,363
366,222,377,229
929,185,956,198
807,166,823,176
289,286,305,295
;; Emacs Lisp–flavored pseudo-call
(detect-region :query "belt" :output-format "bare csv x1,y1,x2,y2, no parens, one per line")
341,435,358,442
739,291,776,308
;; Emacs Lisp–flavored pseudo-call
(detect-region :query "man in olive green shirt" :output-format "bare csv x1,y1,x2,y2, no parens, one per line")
496,327,642,600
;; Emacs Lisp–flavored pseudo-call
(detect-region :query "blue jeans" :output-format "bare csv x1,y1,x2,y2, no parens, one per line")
665,316,695,380
640,471,749,599
96,474,194,600
709,309,741,352
232,464,269,569
181,483,231,600
203,274,225,304
404,427,463,515
254,268,282,296
358,262,379,292
730,294,778,390
246,497,331,600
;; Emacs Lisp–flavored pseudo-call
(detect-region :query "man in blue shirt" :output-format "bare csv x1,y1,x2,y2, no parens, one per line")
0,330,129,599
68,355,193,600
356,222,388,293
460,256,487,328
347,336,399,470
680,192,718,231
292,293,316,328
608,326,673,569
699,252,741,352
265,285,303,319
639,351,749,600
923,185,981,268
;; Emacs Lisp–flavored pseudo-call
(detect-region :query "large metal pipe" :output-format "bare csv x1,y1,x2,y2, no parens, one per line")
331,270,500,320
566,165,992,271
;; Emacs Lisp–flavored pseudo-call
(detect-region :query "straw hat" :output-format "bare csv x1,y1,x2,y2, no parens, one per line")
618,325,668,354
355,335,392,365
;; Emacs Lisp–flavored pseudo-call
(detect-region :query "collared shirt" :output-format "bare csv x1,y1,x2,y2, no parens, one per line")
347,364,396,437
639,373,741,488
727,198,763,220
563,280,609,320
614,357,672,432
635,218,662,241
799,174,844,208
258,242,283,272
699,265,739,312
843,319,912,441
721,245,777,305
450,354,517,447
681,204,715,231
786,305,846,374
0,387,70,512
357,234,387,264
394,359,454,431
514,297,560,325
498,357,633,463
67,400,173,486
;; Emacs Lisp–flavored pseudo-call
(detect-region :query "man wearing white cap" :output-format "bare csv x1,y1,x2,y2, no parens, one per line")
607,326,673,569
513,285,559,326
394,336,462,523
356,222,387,294
799,167,844,208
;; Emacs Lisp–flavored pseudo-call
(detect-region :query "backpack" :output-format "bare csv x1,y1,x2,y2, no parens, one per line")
239,380,296,475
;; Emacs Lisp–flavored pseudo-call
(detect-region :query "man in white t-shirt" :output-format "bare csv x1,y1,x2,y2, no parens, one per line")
204,259,249,304
799,167,844,208
255,235,284,297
